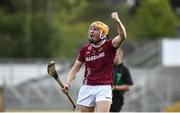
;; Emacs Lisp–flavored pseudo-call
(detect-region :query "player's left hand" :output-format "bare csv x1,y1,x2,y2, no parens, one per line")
112,85,115,90
62,83,70,94
111,12,120,23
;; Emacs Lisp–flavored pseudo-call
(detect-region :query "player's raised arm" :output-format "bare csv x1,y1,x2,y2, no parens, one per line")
111,12,127,48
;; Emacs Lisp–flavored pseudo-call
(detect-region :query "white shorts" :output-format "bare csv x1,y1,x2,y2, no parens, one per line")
77,85,112,107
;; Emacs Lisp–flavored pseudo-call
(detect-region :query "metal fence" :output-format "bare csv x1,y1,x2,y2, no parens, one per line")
0,61,180,112
122,66,180,112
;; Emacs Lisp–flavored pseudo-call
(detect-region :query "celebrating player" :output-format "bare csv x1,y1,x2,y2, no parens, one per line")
62,12,127,112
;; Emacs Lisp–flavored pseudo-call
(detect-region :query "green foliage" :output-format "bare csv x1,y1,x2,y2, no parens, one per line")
80,0,113,21
128,0,179,39
53,0,88,23
0,11,24,57
30,15,61,58
56,22,88,58
0,0,179,58
0,0,61,58
52,0,89,57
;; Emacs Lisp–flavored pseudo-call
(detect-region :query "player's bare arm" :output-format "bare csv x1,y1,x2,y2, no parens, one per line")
67,60,83,84
113,85,132,91
62,60,83,93
111,12,127,48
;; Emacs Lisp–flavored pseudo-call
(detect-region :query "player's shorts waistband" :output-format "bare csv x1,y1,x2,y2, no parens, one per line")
83,82,112,86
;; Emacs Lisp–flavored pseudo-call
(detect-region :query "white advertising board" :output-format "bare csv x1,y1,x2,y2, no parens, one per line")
162,39,180,66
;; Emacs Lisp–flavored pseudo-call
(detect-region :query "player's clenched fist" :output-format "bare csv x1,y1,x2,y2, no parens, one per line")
111,12,120,23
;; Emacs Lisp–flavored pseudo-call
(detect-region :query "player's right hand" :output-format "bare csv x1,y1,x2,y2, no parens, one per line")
62,83,70,94
111,12,120,23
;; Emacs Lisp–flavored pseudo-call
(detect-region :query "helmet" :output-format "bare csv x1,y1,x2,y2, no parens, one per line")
90,21,109,36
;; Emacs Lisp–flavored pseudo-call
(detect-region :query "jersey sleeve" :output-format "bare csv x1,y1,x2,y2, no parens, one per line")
77,47,85,63
107,40,117,54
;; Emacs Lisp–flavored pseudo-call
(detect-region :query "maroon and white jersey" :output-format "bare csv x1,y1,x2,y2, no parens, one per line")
77,40,117,85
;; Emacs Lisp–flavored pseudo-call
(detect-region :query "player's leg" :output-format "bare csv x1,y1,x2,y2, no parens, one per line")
95,85,112,112
77,85,96,112
96,101,111,112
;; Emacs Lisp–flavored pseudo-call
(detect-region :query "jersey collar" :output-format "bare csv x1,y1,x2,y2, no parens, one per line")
91,39,105,48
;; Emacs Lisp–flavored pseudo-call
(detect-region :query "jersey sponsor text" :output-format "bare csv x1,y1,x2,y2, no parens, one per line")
85,52,105,61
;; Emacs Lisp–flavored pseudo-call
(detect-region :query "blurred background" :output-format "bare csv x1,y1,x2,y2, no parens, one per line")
0,0,180,112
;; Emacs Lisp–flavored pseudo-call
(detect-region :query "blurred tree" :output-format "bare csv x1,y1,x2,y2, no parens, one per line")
52,0,89,58
79,0,113,22
128,0,179,39
0,0,130,58
0,10,25,57
0,0,15,13
170,0,180,16
4,0,179,58
0,0,61,58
